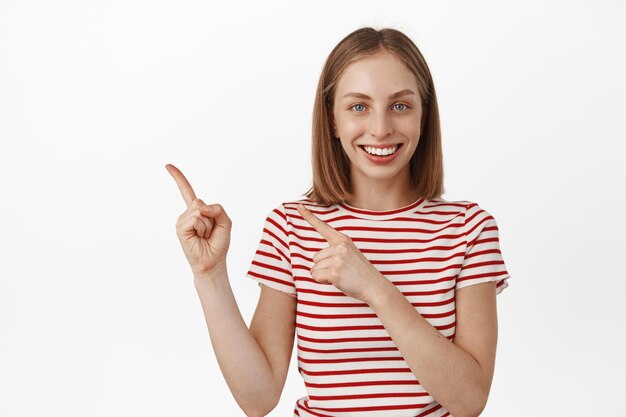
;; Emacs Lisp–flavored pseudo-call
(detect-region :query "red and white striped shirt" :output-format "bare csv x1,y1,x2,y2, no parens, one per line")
246,197,511,417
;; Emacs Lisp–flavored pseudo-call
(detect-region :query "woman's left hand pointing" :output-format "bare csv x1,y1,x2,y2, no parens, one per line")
296,203,389,304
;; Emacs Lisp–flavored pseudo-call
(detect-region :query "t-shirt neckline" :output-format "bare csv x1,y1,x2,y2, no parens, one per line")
336,196,428,220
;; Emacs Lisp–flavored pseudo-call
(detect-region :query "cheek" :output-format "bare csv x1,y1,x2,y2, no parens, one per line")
399,119,422,138
338,117,366,137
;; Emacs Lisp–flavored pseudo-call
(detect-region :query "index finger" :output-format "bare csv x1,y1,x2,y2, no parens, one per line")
165,164,197,207
297,203,342,243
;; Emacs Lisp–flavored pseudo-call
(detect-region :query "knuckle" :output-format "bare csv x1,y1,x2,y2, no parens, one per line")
192,199,208,210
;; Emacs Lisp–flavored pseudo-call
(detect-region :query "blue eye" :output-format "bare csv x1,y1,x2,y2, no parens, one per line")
351,104,366,112
394,103,407,111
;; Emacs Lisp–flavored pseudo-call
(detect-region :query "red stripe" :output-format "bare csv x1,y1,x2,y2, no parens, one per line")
266,213,288,238
457,270,509,282
297,354,406,364
295,402,334,417
464,247,502,259
247,270,295,289
304,379,420,389
308,391,431,400
417,403,445,416
299,366,414,377
263,227,289,252
296,332,455,345
290,229,467,245
298,345,399,355
295,294,455,308
298,333,394,343
302,400,430,413
291,240,465,255
460,260,506,271
292,220,464,234
296,321,453,333
296,306,455,321
250,259,291,277
424,201,471,209
293,274,456,288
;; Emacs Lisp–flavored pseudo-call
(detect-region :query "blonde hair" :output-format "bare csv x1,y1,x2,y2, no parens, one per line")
303,27,444,205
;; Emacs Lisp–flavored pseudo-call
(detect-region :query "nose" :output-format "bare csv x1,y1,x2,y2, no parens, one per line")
368,109,393,139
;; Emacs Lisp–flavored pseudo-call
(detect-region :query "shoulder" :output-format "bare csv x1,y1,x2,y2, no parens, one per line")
424,197,478,213
424,198,501,228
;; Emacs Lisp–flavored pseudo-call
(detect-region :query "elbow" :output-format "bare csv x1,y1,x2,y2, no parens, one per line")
464,392,488,417
243,403,274,417
242,384,280,417
243,400,278,417
454,407,484,417
451,388,488,417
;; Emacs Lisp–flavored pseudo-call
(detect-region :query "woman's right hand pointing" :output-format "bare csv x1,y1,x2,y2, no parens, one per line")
166,163,232,279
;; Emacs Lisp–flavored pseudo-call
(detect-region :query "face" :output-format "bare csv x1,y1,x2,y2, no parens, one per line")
332,49,423,189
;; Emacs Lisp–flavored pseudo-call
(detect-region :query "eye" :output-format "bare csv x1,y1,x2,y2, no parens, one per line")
350,103,366,112
393,103,409,111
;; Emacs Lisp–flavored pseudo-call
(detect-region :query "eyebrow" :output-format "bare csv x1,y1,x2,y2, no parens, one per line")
342,89,416,100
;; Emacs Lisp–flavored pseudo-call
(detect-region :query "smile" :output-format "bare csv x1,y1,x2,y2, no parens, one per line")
358,144,403,164
360,145,399,156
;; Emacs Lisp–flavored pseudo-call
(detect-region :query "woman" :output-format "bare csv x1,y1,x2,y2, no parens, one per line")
167,26,510,417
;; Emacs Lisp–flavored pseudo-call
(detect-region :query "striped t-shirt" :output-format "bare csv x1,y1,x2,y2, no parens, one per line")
245,197,511,417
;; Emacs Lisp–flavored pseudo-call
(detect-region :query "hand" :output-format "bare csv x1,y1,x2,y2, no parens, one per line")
166,163,232,279
296,203,388,304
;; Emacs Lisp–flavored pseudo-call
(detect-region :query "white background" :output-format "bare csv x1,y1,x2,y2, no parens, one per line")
1,0,625,416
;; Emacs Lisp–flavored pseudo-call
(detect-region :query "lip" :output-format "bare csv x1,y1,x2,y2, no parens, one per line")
359,143,402,149
359,143,402,164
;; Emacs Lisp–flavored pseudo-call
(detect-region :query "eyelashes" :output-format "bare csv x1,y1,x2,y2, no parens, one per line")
349,103,411,113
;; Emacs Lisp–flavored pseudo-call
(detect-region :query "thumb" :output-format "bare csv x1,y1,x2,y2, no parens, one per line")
200,204,231,229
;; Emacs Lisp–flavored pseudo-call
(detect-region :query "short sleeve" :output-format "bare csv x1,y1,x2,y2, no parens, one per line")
456,203,511,295
245,203,297,298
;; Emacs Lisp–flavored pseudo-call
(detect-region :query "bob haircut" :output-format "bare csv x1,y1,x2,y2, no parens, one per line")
303,27,444,206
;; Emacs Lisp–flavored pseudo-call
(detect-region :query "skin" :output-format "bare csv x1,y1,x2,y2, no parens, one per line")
331,48,424,211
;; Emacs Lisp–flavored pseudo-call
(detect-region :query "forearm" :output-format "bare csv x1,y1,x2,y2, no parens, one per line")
194,269,277,417
368,280,486,417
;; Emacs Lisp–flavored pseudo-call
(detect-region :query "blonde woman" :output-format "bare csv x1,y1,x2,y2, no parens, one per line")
167,26,511,417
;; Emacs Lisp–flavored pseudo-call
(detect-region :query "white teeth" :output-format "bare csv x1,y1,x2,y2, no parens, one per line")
363,145,398,156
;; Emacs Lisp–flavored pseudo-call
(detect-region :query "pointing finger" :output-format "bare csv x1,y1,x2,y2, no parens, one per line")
165,164,197,207
297,204,342,243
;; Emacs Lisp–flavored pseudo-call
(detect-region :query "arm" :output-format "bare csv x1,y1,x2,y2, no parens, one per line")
194,267,295,417
367,279,498,417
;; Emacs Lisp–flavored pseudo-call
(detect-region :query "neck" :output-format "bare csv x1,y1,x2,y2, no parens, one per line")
345,179,418,211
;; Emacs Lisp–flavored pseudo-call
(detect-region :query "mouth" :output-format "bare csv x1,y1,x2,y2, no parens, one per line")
358,143,403,157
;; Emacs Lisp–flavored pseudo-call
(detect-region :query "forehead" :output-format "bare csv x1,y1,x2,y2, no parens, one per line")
335,50,418,97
